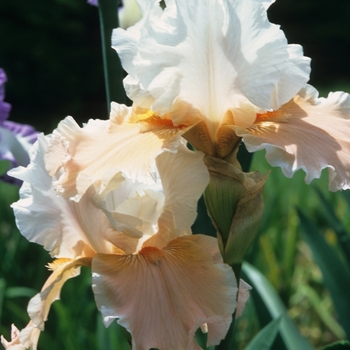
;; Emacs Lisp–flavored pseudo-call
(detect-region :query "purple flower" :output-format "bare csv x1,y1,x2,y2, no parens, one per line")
87,0,98,6
0,69,38,185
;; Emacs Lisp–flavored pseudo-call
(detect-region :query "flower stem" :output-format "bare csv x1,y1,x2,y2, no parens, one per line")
215,263,242,350
98,0,127,112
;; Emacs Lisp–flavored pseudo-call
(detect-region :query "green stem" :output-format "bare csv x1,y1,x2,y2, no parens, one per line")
215,263,242,350
98,0,127,112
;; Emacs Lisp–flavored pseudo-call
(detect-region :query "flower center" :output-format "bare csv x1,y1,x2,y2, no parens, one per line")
254,110,289,124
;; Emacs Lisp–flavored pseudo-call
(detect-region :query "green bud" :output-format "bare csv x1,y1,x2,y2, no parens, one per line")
204,156,267,264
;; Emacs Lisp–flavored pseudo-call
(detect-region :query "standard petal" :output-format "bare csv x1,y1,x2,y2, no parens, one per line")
145,143,209,248
93,140,208,251
92,235,237,350
46,104,187,200
237,85,350,191
113,0,309,136
270,45,311,109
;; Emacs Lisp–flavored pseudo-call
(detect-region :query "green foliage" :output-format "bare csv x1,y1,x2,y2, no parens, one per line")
298,209,350,339
321,340,350,350
245,317,281,350
242,263,314,350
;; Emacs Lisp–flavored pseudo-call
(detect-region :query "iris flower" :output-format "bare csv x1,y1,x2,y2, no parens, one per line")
2,104,238,350
0,69,37,185
113,0,350,191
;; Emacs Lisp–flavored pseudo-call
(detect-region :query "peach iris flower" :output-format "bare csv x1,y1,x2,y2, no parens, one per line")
1,104,238,350
113,0,350,191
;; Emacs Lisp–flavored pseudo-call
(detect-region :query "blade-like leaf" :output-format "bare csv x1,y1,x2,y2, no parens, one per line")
96,315,130,350
242,262,314,350
297,209,350,339
245,317,282,350
299,284,345,339
321,340,350,350
316,189,350,268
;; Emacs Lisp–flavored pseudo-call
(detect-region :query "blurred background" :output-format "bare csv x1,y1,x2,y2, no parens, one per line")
1,0,350,349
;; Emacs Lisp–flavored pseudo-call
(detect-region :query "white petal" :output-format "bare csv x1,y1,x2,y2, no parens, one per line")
113,0,310,135
270,45,311,109
9,135,133,258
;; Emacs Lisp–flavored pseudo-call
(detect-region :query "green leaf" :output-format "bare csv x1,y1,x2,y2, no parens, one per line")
5,286,37,299
0,278,5,324
298,284,345,339
245,317,282,350
195,328,215,350
96,316,130,350
316,189,350,267
297,209,350,339
242,262,314,350
321,340,350,350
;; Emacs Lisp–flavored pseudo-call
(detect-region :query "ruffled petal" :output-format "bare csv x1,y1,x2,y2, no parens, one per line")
270,45,311,109
237,85,350,190
92,235,237,350
95,141,209,251
46,103,188,201
9,134,131,258
1,324,27,350
113,0,309,137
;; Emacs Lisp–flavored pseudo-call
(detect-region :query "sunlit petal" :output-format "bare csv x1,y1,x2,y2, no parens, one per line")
9,135,133,258
237,85,350,190
270,45,311,109
46,104,187,201
92,235,237,350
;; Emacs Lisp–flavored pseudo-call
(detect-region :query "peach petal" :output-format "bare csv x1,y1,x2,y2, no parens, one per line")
1,324,26,350
237,85,350,190
46,105,187,201
236,279,252,318
92,235,237,350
